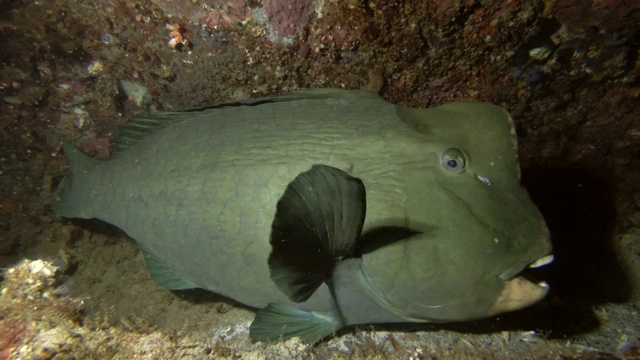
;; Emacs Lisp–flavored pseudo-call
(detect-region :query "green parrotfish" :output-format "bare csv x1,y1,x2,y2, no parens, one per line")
53,89,553,342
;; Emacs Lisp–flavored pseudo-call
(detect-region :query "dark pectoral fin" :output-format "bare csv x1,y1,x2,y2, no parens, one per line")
269,165,367,302
250,303,342,343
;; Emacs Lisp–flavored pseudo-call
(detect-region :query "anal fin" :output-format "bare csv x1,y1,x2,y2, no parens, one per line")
249,303,342,343
142,250,197,290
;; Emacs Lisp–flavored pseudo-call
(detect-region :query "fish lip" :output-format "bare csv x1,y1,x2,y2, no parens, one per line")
489,275,550,316
491,263,551,317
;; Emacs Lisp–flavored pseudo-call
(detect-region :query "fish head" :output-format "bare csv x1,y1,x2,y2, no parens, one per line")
360,102,553,322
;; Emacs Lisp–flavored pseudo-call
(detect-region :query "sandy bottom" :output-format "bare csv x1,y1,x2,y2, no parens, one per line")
1,163,638,359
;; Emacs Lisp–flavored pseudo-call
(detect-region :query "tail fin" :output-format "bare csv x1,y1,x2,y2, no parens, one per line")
53,141,100,219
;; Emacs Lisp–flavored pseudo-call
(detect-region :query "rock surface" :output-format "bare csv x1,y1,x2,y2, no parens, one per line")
0,0,638,358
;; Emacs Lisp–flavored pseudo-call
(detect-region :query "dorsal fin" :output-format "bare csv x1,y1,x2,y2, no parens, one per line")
116,112,185,154
115,97,278,155
268,164,367,303
115,89,379,155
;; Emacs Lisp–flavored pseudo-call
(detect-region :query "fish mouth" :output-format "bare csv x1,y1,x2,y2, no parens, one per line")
520,253,554,289
521,253,554,290
489,254,554,316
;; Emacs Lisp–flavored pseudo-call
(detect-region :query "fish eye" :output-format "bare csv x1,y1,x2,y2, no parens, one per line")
441,148,466,173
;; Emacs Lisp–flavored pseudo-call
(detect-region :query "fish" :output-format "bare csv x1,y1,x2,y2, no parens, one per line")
53,88,554,342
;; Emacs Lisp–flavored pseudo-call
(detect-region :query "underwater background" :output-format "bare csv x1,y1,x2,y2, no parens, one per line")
0,0,639,358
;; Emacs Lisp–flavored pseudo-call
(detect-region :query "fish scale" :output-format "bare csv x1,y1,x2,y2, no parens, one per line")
110,96,386,299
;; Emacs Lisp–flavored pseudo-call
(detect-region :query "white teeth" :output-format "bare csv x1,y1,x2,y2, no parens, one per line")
529,254,554,268
537,281,549,288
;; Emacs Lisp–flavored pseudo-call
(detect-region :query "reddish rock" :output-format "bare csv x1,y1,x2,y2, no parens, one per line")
555,0,640,34
199,0,253,31
262,0,316,39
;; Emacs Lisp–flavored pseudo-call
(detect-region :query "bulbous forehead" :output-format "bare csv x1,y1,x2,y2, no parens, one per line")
397,102,521,181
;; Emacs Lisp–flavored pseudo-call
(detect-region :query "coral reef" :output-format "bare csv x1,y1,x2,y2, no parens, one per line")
0,258,316,358
0,257,622,359
0,258,86,359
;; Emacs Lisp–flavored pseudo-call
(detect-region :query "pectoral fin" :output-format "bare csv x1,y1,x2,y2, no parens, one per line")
249,303,342,343
268,164,367,302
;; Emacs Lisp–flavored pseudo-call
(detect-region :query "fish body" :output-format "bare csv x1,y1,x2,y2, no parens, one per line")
54,89,553,342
